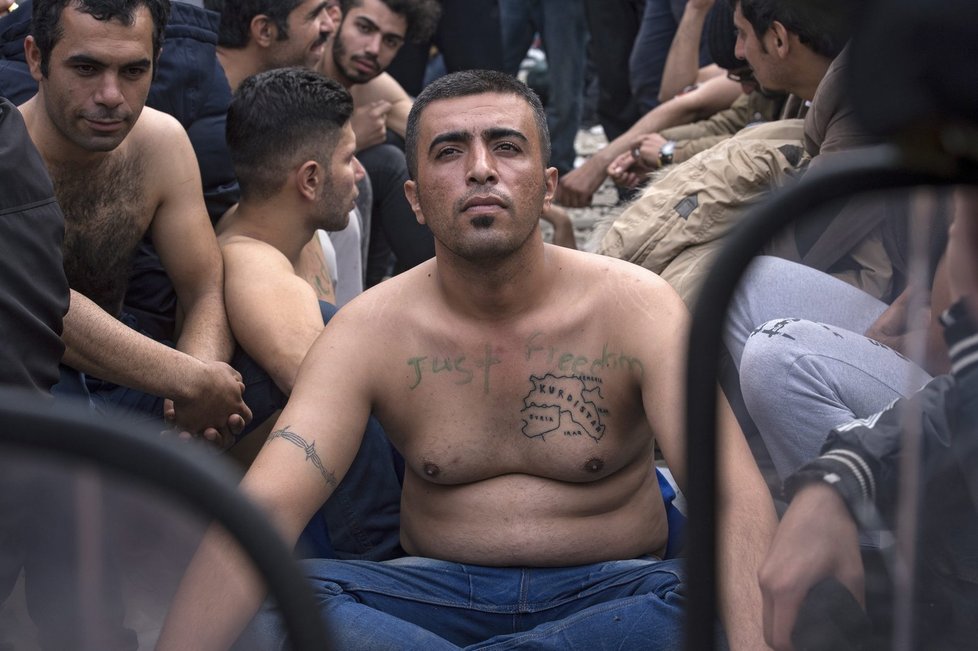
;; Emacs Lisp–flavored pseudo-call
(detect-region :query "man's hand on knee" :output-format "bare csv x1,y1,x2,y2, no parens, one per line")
758,483,865,650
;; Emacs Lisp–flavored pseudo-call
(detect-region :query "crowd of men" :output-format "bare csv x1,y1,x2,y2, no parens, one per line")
0,0,974,649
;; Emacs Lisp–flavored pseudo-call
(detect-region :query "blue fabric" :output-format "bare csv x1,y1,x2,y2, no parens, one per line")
499,0,587,175
0,5,34,104
245,555,687,650
629,0,713,113
148,1,239,223
581,0,646,141
655,468,686,559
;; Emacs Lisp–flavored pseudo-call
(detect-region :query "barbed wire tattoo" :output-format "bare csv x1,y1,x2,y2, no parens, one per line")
266,426,338,488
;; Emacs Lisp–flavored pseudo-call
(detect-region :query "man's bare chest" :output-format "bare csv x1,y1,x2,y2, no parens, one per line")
377,329,652,484
52,156,154,312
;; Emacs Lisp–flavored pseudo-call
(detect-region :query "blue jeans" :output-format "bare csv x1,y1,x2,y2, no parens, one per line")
582,0,646,141
499,0,587,175
244,555,686,650
629,0,712,113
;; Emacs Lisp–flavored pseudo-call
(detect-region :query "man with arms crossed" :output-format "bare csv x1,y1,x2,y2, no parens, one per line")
19,0,249,442
159,70,775,650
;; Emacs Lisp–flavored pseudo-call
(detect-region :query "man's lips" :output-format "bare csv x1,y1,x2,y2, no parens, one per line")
461,195,508,212
352,56,378,75
84,117,125,133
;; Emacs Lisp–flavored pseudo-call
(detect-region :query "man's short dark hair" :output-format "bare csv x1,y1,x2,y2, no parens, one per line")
32,0,170,77
339,0,440,44
730,0,859,59
404,70,551,181
213,0,305,48
227,67,354,201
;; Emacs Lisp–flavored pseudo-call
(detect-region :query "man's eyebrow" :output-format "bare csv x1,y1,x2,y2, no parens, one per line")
483,127,528,144
355,15,380,30
428,130,471,155
427,128,530,156
65,53,151,68
309,1,330,19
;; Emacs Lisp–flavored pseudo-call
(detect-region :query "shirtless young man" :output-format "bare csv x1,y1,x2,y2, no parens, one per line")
19,0,249,442
215,68,403,559
216,68,363,394
317,0,441,282
319,0,438,144
159,70,775,650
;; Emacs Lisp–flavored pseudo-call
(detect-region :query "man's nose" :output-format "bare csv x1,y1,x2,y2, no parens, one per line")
320,8,335,37
94,73,124,108
734,37,746,62
467,144,498,185
364,33,382,56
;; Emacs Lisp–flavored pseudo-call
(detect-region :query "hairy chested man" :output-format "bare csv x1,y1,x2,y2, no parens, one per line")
159,70,776,650
19,0,249,442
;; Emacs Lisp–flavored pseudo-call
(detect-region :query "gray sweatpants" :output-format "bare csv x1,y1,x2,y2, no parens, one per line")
723,256,932,479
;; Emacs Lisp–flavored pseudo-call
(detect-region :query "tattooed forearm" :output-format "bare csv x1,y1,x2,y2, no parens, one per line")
265,426,338,488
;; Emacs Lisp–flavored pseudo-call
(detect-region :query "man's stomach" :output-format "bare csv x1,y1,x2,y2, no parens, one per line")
398,464,668,566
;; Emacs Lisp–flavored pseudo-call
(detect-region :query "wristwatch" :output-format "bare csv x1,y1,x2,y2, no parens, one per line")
658,140,676,167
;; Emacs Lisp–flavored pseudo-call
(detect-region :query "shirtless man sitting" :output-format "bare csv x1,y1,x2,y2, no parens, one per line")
158,70,775,650
18,0,249,442
216,68,363,395
215,67,402,559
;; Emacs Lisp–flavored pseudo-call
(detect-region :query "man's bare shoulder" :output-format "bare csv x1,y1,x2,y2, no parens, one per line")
220,234,294,274
128,107,199,173
125,106,202,194
127,105,190,148
350,71,411,106
552,245,682,299
327,259,437,327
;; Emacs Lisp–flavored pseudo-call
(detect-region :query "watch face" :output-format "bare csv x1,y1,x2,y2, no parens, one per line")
659,140,676,166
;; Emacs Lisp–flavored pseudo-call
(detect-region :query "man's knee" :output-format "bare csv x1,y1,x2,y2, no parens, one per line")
741,318,811,378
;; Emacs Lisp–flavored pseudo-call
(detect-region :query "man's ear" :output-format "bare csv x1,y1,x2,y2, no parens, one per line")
24,35,43,81
296,160,321,200
250,15,277,47
770,21,791,58
403,179,425,225
543,166,558,210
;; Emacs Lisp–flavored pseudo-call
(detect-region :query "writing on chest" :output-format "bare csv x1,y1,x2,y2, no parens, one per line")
405,331,645,395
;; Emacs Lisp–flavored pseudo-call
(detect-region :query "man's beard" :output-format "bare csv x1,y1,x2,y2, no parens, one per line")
332,28,381,84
